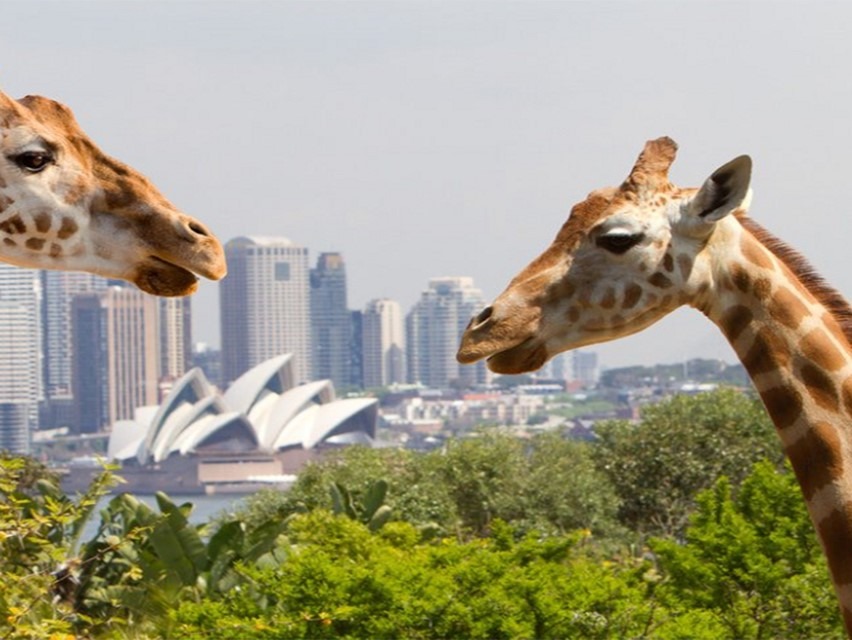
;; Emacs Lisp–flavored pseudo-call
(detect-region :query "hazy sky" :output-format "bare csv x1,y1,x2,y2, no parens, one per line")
2,1,851,370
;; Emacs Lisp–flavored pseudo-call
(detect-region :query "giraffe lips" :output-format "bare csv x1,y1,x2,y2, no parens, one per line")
457,335,548,375
484,339,549,374
133,257,199,297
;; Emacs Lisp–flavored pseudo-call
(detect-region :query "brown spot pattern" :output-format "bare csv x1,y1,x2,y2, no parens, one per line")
817,506,852,584
822,312,851,349
662,253,674,273
759,385,803,430
0,194,12,214
801,328,847,372
649,272,672,289
719,305,753,341
752,277,772,301
57,217,78,240
2,238,15,247
567,307,580,323
743,327,791,376
49,243,62,258
842,377,852,419
730,264,751,293
62,177,89,205
741,236,774,270
25,238,45,251
33,212,51,233
768,287,809,330
801,363,839,411
600,289,616,309
0,214,26,235
786,420,843,500
622,284,642,310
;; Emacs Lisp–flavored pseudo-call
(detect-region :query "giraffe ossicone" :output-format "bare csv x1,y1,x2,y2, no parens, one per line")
0,89,226,296
458,137,852,634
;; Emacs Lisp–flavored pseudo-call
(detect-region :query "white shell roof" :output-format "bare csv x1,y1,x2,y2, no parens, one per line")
223,354,293,416
107,354,377,464
256,380,335,451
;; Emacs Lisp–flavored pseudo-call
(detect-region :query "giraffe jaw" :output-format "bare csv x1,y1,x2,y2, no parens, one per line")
132,256,200,297
484,339,550,374
457,333,550,374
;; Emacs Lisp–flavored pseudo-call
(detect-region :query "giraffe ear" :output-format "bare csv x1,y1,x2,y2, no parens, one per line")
689,155,752,222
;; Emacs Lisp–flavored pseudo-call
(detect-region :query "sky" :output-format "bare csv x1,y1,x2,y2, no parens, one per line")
1,1,851,371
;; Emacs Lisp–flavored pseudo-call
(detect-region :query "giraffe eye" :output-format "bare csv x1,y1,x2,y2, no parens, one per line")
597,232,644,254
12,150,54,173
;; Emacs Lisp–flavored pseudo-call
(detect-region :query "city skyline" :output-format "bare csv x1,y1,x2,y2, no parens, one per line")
3,3,851,370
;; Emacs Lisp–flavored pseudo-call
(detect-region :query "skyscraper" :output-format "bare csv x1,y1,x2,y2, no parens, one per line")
310,252,352,391
40,271,108,428
0,264,42,452
406,277,489,389
158,296,192,382
71,285,163,431
362,298,406,388
220,236,311,385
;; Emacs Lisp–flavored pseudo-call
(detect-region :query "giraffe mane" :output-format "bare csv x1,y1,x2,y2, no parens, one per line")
738,214,852,345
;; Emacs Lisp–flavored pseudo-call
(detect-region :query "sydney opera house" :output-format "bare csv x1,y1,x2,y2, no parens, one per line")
90,354,378,494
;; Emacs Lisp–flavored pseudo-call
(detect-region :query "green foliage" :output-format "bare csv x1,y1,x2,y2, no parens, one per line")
652,461,842,638
0,454,123,639
172,510,658,640
239,431,620,540
0,389,841,638
594,388,783,537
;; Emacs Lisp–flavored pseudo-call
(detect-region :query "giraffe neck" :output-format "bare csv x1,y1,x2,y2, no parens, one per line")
700,217,852,631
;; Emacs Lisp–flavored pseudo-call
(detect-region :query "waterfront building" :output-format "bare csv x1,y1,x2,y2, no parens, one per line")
71,285,162,432
310,252,352,390
158,296,192,382
406,277,489,389
0,264,42,451
220,236,311,386
362,298,406,388
40,271,108,429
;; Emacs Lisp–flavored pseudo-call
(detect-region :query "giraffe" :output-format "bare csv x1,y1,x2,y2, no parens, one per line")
0,89,226,296
457,137,852,633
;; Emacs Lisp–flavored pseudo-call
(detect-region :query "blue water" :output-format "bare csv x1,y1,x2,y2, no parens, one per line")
80,493,249,541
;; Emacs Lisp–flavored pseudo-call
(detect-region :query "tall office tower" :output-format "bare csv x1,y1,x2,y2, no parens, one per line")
362,298,406,388
40,271,108,428
0,265,43,450
310,252,352,390
158,296,192,383
406,277,489,389
220,236,311,385
71,286,161,432
349,310,363,390
569,350,599,387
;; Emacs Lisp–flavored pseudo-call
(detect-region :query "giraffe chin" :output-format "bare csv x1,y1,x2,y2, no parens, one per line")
485,341,549,375
133,258,199,297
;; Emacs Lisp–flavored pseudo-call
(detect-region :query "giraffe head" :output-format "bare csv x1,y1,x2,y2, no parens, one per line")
0,91,226,296
457,137,753,373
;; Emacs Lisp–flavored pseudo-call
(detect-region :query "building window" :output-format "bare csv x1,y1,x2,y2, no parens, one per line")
275,262,290,281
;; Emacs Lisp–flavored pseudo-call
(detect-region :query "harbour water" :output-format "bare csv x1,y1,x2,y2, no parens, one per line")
80,493,251,540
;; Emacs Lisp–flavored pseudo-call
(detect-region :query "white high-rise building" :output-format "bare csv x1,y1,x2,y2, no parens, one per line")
0,264,42,452
362,298,406,388
220,236,311,385
71,285,163,431
41,271,108,399
406,277,490,389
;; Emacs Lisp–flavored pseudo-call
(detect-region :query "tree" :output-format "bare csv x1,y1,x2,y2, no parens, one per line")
652,461,842,638
593,388,783,537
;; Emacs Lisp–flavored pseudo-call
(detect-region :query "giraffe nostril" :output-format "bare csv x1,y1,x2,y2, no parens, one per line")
474,306,494,326
188,221,209,238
